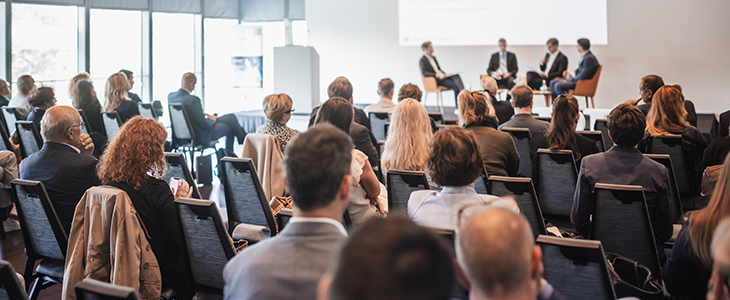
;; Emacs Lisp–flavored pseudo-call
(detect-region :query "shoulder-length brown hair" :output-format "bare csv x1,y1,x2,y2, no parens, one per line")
314,97,353,134
546,95,581,160
690,152,730,267
97,116,167,188
646,84,688,135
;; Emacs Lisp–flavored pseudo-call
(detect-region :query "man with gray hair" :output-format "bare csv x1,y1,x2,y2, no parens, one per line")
19,105,100,233
9,75,35,119
498,85,550,135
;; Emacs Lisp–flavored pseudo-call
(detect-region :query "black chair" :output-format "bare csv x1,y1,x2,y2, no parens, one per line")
75,109,91,135
1,107,18,137
696,113,718,142
537,235,616,300
219,157,277,238
101,112,123,138
276,208,294,231
0,260,29,300
429,113,444,126
473,167,489,194
501,127,532,177
175,198,237,300
138,103,157,119
15,121,42,159
368,112,389,141
647,134,697,210
535,149,578,231
590,183,662,275
594,119,614,149
0,120,13,152
169,104,216,176
386,170,430,211
163,152,202,199
488,176,547,239
384,122,389,140
75,278,141,300
577,130,606,152
643,154,684,224
10,179,67,300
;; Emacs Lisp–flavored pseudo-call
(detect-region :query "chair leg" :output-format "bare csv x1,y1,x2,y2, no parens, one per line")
544,94,549,107
590,96,595,108
28,277,42,300
23,257,35,290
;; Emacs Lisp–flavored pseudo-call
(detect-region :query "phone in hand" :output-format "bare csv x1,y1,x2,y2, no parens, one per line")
169,177,183,195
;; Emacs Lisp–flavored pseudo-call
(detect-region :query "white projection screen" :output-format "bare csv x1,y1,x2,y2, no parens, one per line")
399,0,608,46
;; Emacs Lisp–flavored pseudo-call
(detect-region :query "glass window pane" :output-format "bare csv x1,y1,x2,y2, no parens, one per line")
90,9,143,101
153,12,197,120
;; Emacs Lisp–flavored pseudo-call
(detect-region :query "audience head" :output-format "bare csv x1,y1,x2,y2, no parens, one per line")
480,76,498,96
181,72,197,92
314,97,353,134
690,152,730,268
646,84,688,135
73,81,98,109
458,90,491,127
284,123,353,212
40,105,83,145
498,38,507,52
327,77,353,102
577,38,590,52
68,72,89,100
119,69,134,88
546,38,559,52
640,75,664,102
319,214,455,300
422,41,433,55
429,126,482,187
511,85,534,109
607,103,646,147
17,75,35,96
709,218,730,300
382,98,433,173
456,207,541,299
97,116,167,188
103,72,131,112
377,78,394,98
546,95,581,159
263,93,294,125
0,79,9,97
28,86,56,109
397,83,422,102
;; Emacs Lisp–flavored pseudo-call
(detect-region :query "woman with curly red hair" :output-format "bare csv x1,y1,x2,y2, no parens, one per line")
97,116,191,294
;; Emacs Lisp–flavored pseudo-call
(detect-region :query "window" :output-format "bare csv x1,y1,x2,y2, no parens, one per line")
153,12,198,120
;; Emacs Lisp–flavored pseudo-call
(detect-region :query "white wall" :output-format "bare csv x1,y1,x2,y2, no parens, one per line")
305,0,730,113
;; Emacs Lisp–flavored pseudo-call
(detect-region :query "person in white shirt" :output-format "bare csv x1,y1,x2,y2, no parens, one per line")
364,78,396,114
526,38,568,90
418,41,464,107
8,75,35,119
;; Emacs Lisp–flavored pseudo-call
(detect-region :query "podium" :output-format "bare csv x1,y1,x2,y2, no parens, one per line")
273,46,319,114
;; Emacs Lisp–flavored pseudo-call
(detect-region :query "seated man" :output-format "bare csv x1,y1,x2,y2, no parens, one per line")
487,38,519,93
19,106,100,233
9,75,35,119
168,73,246,152
308,77,372,130
419,41,464,107
223,123,352,300
626,74,698,127
456,207,566,300
550,38,599,102
364,78,397,114
317,214,455,300
499,85,550,136
526,38,568,91
571,103,673,246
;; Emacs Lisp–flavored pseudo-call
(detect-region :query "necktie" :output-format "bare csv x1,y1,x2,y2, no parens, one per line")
500,53,507,74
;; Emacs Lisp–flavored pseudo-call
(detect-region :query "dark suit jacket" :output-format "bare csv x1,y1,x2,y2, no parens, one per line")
128,92,142,103
350,122,378,169
27,108,45,131
19,142,100,233
419,55,443,78
168,89,214,146
0,95,8,108
570,51,599,82
79,101,104,135
718,110,730,138
487,52,518,76
638,100,698,128
491,96,514,126
540,52,568,82
115,100,140,124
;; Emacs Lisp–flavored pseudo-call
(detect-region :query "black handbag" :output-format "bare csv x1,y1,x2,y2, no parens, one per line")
606,253,663,300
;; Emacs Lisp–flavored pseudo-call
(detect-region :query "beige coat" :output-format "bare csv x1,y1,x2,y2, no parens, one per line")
62,186,161,300
242,133,285,201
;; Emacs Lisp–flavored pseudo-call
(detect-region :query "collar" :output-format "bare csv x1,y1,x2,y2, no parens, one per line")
379,97,394,104
288,216,348,236
46,141,80,153
607,145,640,154
179,88,191,94
440,186,477,195
580,50,590,59
549,50,559,56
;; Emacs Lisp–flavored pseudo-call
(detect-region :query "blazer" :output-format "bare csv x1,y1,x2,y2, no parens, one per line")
487,51,518,76
498,113,551,137
223,220,347,300
465,125,520,177
350,122,379,169
718,109,730,138
662,221,712,299
79,101,104,135
0,95,8,108
540,52,568,82
19,142,100,233
569,51,599,82
27,108,45,130
168,89,214,146
115,100,140,124
419,55,443,78
491,96,514,125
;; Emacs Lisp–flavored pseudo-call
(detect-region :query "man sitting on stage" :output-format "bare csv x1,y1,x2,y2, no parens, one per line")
550,38,599,102
526,38,568,91
487,38,519,93
419,41,464,107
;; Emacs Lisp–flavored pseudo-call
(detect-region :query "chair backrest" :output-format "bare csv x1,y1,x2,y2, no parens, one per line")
0,260,29,300
163,152,202,199
421,74,438,92
75,109,90,135
590,183,662,275
696,113,717,142
101,112,122,138
577,130,606,152
537,236,616,300
501,127,532,177
75,278,141,300
643,154,684,223
175,198,236,293
386,170,430,211
10,179,67,261
15,121,42,159
276,208,293,231
574,65,603,97
0,120,12,152
535,149,578,221
1,107,18,137
648,135,694,194
368,112,389,141
138,103,157,119
429,113,444,126
168,104,196,141
219,157,277,236
488,176,547,239
593,119,614,149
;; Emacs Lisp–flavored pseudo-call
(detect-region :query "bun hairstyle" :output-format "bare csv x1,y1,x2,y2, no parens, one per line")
457,90,490,127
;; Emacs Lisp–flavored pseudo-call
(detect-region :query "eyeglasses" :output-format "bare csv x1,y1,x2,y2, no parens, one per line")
67,121,85,131
286,109,295,114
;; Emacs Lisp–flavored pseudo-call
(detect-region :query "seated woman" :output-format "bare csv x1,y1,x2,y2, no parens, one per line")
408,126,519,230
26,87,56,130
458,90,519,177
103,72,139,123
314,97,386,226
255,93,300,154
663,152,730,299
480,76,513,125
68,72,89,102
73,81,104,135
381,98,435,187
96,116,191,294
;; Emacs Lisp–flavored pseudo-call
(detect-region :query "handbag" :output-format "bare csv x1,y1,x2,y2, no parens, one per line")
606,253,663,300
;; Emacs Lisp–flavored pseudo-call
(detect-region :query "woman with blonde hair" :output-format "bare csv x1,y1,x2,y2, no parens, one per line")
458,90,519,177
480,75,512,124
381,98,433,174
103,72,139,123
68,72,89,101
256,93,299,154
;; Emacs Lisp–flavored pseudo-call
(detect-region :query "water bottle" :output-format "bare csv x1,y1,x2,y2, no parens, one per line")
540,80,547,93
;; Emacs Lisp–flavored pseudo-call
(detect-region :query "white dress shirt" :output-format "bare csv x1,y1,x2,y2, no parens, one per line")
425,55,443,77
364,97,396,114
544,50,559,75
408,186,519,230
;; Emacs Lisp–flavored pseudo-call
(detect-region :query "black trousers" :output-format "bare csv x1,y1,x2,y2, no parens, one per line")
436,74,464,107
211,113,247,151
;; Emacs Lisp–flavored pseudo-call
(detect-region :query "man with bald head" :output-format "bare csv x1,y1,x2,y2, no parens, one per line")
19,106,100,233
456,207,566,300
168,72,247,151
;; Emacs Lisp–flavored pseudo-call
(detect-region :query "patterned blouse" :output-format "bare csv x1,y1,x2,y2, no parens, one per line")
255,121,300,154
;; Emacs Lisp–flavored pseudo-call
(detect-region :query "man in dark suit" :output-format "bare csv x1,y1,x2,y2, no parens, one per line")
526,38,568,90
223,123,351,300
168,73,246,151
487,38,519,93
19,106,100,233
419,41,464,107
550,38,600,101
626,74,698,127
0,79,10,107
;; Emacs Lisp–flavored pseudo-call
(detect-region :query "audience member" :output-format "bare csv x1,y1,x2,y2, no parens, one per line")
97,116,189,294
0,150,17,212
26,86,56,130
168,72,247,151
625,74,698,127
718,109,730,138
256,93,300,154
571,103,673,246
550,38,599,101
499,85,550,136
707,218,730,300
19,106,99,233
103,72,139,123
480,75,514,125
314,97,385,226
526,38,568,90
364,78,396,114
73,81,104,135
68,72,89,103
0,79,10,107
455,207,566,300
9,75,35,118
664,152,730,299
487,38,518,93
223,123,353,300
419,41,464,106
396,83,438,132
408,126,518,230
701,128,730,180
381,99,435,187
317,214,455,300
458,90,519,177
119,69,142,103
